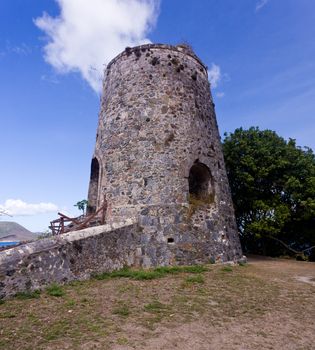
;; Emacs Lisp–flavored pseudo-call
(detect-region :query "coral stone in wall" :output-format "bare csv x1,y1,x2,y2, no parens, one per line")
88,44,243,265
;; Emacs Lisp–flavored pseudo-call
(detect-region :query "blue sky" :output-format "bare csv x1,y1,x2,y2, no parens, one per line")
0,0,314,232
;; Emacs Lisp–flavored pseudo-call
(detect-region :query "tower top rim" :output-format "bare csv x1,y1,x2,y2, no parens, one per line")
106,43,208,74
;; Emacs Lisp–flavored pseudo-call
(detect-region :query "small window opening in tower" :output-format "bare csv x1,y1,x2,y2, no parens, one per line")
87,157,100,214
188,162,214,201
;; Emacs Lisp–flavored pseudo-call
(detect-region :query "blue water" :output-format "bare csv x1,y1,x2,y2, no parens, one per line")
0,241,20,247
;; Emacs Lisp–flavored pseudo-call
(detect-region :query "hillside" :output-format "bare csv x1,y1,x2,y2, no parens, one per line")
0,257,314,349
0,221,37,242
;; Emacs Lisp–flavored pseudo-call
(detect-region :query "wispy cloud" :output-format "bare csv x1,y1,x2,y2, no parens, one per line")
216,92,225,98
255,0,270,12
0,42,32,58
34,0,160,93
9,43,32,56
208,63,221,88
41,74,60,84
0,199,58,216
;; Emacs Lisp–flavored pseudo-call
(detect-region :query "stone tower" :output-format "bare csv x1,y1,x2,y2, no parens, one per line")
88,44,242,266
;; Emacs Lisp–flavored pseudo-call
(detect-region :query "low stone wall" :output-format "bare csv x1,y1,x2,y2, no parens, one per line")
0,213,245,299
0,219,140,299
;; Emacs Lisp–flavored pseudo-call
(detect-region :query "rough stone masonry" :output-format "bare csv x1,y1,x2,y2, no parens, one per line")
87,44,242,264
0,44,243,299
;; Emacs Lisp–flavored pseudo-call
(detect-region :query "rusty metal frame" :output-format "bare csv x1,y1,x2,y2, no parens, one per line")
49,196,107,236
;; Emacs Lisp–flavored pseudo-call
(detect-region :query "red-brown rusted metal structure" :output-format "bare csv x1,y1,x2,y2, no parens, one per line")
49,196,107,236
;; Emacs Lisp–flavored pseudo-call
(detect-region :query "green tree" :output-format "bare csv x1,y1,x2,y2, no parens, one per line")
223,127,315,258
74,199,88,216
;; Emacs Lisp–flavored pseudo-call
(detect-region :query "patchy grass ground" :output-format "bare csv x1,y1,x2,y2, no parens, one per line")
1,257,314,350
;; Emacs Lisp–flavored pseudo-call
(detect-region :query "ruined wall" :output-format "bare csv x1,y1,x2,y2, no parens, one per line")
0,220,140,299
88,43,242,262
0,218,245,299
0,218,246,299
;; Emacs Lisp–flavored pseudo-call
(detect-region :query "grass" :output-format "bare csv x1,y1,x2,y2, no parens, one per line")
0,311,16,319
1,259,313,350
14,290,41,300
46,283,65,297
144,300,169,313
93,264,208,281
221,266,233,272
44,320,72,341
112,303,130,317
117,337,129,345
184,274,205,284
65,299,76,307
155,265,208,274
94,268,164,280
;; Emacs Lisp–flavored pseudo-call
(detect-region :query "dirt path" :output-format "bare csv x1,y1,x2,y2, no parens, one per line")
117,257,315,350
133,257,315,350
1,257,314,350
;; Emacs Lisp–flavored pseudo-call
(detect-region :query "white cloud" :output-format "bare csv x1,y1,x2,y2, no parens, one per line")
208,63,221,89
0,199,58,216
216,92,225,98
255,0,269,12
41,74,60,84
34,0,160,93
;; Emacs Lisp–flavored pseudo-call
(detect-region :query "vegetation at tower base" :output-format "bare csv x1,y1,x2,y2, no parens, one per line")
223,127,315,260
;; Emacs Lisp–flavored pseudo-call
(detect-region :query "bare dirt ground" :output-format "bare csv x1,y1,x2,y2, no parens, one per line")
1,256,315,350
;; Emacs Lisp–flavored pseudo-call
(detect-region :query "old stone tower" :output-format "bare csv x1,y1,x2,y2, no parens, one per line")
0,44,244,299
87,43,242,265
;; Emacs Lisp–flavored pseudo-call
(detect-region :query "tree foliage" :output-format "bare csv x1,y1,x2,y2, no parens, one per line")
74,199,88,215
223,127,315,258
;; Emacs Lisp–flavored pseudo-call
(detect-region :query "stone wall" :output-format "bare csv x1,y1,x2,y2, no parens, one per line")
138,204,242,267
0,215,245,299
0,220,140,299
90,44,221,220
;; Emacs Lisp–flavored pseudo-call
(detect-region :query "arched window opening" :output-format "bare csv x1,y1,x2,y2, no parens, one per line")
87,157,100,214
90,158,100,181
188,162,214,201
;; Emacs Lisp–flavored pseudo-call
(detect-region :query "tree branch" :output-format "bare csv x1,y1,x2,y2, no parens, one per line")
266,235,315,255
265,235,300,254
